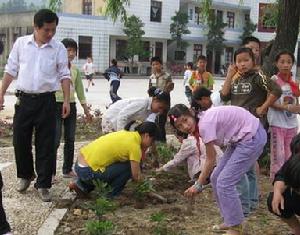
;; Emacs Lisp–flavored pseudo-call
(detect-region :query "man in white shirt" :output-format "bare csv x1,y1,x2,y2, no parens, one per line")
0,9,71,202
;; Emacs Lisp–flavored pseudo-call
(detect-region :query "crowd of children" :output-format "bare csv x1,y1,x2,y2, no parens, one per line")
1,16,300,235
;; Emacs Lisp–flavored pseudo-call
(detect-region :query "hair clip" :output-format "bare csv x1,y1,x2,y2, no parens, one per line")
169,114,177,122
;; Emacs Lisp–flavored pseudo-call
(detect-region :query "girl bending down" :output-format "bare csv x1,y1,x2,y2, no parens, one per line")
168,104,267,235
69,122,159,198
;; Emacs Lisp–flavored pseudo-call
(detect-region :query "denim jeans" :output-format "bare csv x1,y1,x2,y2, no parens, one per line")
110,80,122,103
237,165,258,217
185,86,192,104
53,103,77,175
74,161,132,197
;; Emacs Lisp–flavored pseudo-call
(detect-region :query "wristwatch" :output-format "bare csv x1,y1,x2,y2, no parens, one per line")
193,181,204,192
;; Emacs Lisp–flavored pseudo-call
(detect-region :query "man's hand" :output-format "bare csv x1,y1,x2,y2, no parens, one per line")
0,95,4,111
62,101,70,118
272,191,284,215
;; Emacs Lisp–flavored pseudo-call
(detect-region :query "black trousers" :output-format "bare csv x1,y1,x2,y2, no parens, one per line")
53,103,77,175
13,93,56,189
0,172,11,234
155,94,170,142
267,187,300,219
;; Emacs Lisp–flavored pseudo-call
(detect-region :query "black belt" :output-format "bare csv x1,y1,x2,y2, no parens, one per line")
16,90,55,98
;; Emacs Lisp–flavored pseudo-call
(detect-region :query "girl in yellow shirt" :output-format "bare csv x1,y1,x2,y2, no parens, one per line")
69,122,158,198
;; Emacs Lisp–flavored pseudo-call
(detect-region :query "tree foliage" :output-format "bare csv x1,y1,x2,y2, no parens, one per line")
170,11,191,49
123,15,145,64
262,0,300,76
240,19,257,41
206,11,227,54
105,0,130,23
48,0,62,13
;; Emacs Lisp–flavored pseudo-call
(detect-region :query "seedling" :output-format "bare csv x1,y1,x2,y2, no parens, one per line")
86,197,116,219
86,220,115,235
156,143,177,164
150,212,177,235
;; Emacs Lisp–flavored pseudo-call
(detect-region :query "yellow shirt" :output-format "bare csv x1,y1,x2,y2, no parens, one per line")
80,130,142,172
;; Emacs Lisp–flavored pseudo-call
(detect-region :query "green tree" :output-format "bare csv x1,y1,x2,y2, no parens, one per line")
262,0,300,76
105,0,130,23
123,15,145,72
206,11,227,72
48,0,62,13
240,19,257,41
170,11,191,49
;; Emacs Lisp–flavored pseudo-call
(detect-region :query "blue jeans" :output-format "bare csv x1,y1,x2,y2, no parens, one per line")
236,165,258,217
74,161,132,197
110,80,121,103
53,102,77,175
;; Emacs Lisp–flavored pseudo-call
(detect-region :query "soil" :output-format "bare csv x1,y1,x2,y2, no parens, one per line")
0,117,292,235
55,165,291,235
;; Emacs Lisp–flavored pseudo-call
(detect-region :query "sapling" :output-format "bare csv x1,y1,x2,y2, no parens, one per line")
85,220,115,235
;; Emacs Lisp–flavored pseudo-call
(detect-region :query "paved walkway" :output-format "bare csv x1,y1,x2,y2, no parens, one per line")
1,142,87,235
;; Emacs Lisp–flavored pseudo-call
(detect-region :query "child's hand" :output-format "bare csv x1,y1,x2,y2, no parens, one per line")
272,191,284,215
256,106,267,117
287,104,300,114
184,185,200,197
227,64,238,78
156,167,164,173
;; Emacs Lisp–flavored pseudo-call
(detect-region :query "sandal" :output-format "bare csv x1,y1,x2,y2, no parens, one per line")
212,224,230,232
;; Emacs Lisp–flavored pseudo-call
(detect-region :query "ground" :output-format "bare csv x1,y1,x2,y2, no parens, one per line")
0,78,296,234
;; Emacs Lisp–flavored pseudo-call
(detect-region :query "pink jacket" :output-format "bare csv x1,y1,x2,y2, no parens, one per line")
162,136,223,180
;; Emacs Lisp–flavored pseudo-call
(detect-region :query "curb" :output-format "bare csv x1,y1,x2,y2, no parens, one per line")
37,189,77,235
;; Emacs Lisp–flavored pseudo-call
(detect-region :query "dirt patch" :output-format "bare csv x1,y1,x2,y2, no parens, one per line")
55,163,292,235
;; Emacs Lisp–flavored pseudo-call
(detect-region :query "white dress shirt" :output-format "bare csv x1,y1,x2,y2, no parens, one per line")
5,34,70,93
102,97,153,131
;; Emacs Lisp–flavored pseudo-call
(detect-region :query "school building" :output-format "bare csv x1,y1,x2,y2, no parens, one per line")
0,0,299,75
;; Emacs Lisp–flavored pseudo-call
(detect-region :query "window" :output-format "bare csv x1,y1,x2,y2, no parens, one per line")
225,47,234,65
150,1,162,22
155,42,163,60
189,8,193,21
245,13,250,23
195,7,201,25
116,40,128,61
78,36,92,59
82,0,92,15
227,11,235,28
0,34,6,45
193,44,202,61
139,41,150,62
174,51,185,61
217,10,223,23
258,3,276,32
27,26,33,35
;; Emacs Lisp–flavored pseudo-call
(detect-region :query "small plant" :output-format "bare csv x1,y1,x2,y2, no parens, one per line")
86,197,116,219
134,179,154,200
150,212,177,235
150,212,166,223
85,220,115,235
92,180,112,198
85,180,117,234
156,143,177,164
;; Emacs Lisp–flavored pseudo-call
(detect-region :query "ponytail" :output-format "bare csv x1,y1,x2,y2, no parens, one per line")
125,121,159,140
168,104,192,127
148,86,170,105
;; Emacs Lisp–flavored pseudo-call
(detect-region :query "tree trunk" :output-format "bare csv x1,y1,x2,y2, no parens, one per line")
262,0,300,77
